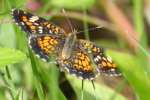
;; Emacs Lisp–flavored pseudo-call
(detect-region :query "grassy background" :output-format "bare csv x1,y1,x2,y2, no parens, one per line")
0,0,150,100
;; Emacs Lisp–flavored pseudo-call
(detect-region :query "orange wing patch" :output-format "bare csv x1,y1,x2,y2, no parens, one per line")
73,52,93,72
37,36,59,54
57,50,98,80
100,57,116,68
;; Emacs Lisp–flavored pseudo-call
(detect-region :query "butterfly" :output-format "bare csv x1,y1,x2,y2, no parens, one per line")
12,9,121,81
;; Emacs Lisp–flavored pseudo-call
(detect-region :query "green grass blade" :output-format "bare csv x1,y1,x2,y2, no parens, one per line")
67,75,126,100
29,49,45,100
37,59,67,100
15,88,23,100
133,0,147,47
108,50,150,100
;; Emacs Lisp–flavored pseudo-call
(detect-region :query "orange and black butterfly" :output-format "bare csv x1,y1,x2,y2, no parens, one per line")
12,9,121,81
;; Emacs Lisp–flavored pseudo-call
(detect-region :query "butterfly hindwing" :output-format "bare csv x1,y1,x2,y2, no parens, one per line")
78,39,121,76
57,46,98,80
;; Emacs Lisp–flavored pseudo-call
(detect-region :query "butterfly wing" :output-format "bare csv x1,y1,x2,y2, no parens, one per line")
29,34,64,62
78,39,121,76
57,50,98,80
12,9,66,36
57,43,99,80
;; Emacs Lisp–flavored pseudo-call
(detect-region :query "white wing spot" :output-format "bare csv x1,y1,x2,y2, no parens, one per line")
20,22,25,25
29,16,39,22
49,30,52,33
38,26,43,33
110,68,115,71
39,29,43,33
97,55,101,60
102,57,107,61
34,23,39,25
107,56,112,62
94,58,99,62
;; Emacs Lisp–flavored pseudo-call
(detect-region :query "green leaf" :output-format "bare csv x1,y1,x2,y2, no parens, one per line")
108,50,150,100
67,75,126,100
0,23,16,48
0,48,26,66
50,0,96,10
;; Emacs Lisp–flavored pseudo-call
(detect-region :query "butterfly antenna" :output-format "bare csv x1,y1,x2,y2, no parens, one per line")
91,80,99,100
81,80,84,100
62,9,74,32
75,26,104,35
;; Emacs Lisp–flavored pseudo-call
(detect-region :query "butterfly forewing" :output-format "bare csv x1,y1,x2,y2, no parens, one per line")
12,9,66,36
29,35,64,62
